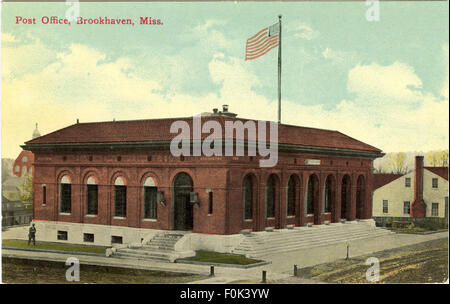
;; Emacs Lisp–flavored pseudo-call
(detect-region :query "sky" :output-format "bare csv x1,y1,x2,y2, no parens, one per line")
1,1,449,159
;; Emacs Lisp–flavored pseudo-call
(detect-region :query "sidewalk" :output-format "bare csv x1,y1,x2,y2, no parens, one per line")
2,230,448,284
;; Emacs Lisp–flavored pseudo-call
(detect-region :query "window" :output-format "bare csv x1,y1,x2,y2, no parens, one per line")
42,185,47,205
143,177,157,219
60,176,71,213
403,201,410,215
266,175,276,218
147,155,152,162
432,203,439,217
111,236,123,244
432,178,438,189
382,200,388,214
57,231,68,241
15,165,20,172
208,192,213,214
287,176,296,216
22,156,28,162
114,177,127,217
306,177,316,215
243,175,253,220
83,233,94,243
88,156,93,161
144,187,157,219
117,156,122,162
86,177,98,215
405,178,411,188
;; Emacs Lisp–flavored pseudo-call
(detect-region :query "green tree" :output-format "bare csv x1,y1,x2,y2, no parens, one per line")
20,173,33,203
388,152,408,174
426,150,449,167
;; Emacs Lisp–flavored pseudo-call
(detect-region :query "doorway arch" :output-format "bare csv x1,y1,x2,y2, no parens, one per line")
173,172,193,230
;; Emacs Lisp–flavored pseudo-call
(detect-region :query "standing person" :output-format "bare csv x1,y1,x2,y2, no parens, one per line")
28,223,36,246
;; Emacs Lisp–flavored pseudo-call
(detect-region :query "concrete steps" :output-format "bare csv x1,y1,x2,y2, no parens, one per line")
113,232,193,262
232,222,393,258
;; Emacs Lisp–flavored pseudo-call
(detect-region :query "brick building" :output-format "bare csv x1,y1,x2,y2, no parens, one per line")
22,107,383,246
12,123,40,177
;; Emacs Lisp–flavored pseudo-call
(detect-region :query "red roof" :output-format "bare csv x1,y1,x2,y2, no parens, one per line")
25,116,382,154
425,167,448,181
373,173,403,190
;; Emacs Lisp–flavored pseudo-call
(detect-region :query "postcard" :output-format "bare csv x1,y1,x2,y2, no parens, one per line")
1,0,448,290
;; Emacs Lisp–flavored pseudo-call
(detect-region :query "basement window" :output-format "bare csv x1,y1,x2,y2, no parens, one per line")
111,236,123,244
83,233,94,243
57,231,68,241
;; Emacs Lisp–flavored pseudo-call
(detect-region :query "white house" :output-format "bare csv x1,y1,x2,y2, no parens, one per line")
373,156,448,218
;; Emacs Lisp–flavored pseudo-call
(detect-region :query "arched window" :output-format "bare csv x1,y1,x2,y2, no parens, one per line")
60,175,71,213
143,177,157,219
243,175,253,220
114,177,127,217
86,177,98,215
22,156,28,162
306,175,318,215
287,176,296,216
266,175,276,218
323,176,333,213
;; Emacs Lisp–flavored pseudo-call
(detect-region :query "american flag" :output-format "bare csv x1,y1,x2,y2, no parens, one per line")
245,22,280,61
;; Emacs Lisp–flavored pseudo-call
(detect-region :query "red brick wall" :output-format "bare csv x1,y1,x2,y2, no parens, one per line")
32,150,375,235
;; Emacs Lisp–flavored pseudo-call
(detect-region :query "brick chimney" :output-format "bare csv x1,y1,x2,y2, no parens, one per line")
410,155,426,217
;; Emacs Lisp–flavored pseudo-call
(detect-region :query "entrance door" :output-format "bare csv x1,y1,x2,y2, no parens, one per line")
173,173,193,231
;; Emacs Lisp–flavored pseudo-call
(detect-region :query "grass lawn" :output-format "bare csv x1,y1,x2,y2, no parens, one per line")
290,238,448,283
179,250,263,265
2,257,207,284
2,239,107,255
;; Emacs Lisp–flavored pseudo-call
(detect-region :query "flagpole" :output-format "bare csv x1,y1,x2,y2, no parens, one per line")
277,15,282,124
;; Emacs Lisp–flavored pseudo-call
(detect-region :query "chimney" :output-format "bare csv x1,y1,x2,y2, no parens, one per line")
222,104,229,113
411,155,426,217
213,108,218,114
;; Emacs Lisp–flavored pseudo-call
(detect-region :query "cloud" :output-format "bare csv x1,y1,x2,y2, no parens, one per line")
2,43,448,159
347,62,423,103
291,22,319,41
1,33,18,43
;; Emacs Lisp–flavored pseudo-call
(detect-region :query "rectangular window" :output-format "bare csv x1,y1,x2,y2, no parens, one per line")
432,203,439,217
111,236,123,244
403,201,410,215
83,233,94,243
57,231,68,241
432,178,438,188
144,186,157,219
60,184,71,213
382,200,388,214
42,185,47,205
405,178,411,188
114,186,127,217
208,192,213,214
86,185,98,215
